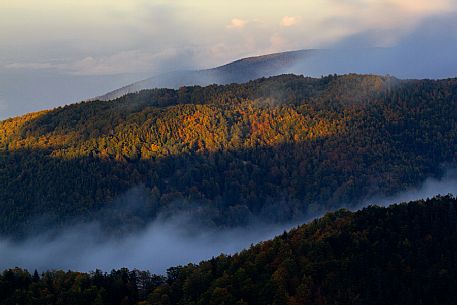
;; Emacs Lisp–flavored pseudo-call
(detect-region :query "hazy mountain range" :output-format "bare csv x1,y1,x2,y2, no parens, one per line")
93,49,318,101
94,44,457,101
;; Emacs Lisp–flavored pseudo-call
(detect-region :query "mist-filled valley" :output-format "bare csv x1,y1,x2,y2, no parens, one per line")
3,195,457,305
0,209,295,273
2,169,457,273
2,74,457,277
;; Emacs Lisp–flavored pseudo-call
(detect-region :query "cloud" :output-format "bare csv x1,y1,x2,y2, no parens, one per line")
2,167,457,273
226,18,248,29
269,33,286,50
66,50,176,75
4,49,198,76
0,193,298,273
5,62,55,70
286,14,457,79
376,0,452,14
367,169,457,207
280,16,299,27
1,0,457,118
3,0,457,73
0,99,6,112
320,0,457,47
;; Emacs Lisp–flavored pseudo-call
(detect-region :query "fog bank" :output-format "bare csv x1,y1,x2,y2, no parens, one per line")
0,214,296,273
1,169,457,273
364,169,457,208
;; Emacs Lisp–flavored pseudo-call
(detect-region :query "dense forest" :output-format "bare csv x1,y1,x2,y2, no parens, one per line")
2,196,457,305
1,74,457,236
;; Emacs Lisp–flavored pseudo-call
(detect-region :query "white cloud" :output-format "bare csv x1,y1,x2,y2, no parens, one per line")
3,49,197,76
269,33,286,50
5,0,450,77
0,99,6,112
2,0,456,72
280,16,299,27
66,51,161,75
5,62,55,70
226,18,248,29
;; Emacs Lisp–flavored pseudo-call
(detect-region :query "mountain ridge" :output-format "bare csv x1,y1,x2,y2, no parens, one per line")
92,45,456,102
1,74,456,237
92,49,318,101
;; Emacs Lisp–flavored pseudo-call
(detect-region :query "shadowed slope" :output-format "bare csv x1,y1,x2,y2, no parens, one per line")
1,74,457,237
2,197,457,304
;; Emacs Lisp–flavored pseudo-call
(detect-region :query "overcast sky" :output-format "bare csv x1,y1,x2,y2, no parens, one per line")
1,0,457,119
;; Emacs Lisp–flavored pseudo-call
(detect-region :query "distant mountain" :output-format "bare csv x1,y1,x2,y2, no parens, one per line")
94,46,457,101
94,49,319,101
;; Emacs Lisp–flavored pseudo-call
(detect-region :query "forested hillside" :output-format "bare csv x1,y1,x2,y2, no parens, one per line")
2,196,457,305
1,74,457,236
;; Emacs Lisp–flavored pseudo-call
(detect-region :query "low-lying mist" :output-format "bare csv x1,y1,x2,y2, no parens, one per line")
363,169,457,208
0,213,298,273
1,169,457,274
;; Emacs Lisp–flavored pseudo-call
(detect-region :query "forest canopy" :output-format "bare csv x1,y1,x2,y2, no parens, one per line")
1,74,457,236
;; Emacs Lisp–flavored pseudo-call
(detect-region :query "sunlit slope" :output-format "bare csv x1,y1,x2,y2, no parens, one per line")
1,74,457,236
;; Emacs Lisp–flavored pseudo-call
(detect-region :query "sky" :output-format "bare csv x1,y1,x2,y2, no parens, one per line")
1,0,457,119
